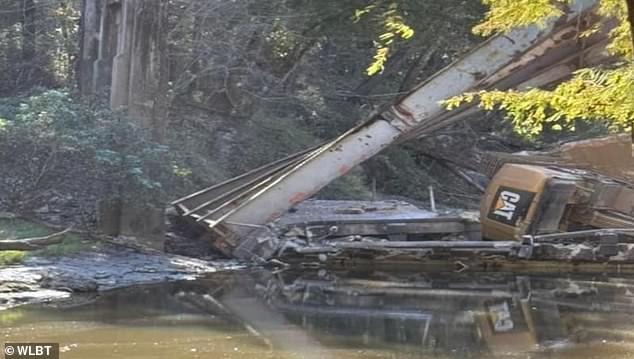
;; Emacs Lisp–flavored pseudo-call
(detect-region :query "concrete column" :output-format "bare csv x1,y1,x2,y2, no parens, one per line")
109,0,134,110
127,0,167,138
78,0,102,94
92,0,120,93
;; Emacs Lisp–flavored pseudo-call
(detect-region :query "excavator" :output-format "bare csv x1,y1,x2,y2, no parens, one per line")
172,0,634,265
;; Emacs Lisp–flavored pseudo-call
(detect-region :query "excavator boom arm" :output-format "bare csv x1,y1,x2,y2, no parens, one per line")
173,0,604,259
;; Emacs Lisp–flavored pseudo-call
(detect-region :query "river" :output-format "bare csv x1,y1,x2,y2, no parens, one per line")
2,269,634,358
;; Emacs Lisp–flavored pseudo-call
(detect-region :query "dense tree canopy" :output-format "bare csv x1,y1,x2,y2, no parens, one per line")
0,0,488,213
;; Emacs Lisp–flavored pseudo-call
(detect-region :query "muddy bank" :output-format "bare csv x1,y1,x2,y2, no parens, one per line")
0,243,240,311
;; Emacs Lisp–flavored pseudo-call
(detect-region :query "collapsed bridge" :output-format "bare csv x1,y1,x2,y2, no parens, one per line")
172,0,634,264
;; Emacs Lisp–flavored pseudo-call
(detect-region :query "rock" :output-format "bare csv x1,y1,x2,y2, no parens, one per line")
94,271,110,279
0,282,35,293
35,205,50,214
165,207,178,217
46,214,62,223
0,243,238,311
40,273,98,292
137,266,158,273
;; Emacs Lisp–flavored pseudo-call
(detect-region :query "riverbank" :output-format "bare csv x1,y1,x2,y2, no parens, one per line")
1,200,430,311
0,243,240,310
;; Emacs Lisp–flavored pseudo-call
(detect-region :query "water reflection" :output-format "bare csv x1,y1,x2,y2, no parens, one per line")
3,270,634,358
251,270,634,356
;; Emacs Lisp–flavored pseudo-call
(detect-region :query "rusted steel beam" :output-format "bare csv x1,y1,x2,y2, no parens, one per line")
286,217,481,239
171,144,320,214
274,302,435,320
400,9,613,141
526,228,634,242
329,240,518,249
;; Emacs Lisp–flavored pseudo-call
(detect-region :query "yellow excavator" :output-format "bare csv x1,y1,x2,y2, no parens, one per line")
482,135,634,243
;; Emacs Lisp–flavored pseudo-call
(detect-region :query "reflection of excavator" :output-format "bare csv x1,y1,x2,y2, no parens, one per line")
241,270,634,356
75,269,634,356
172,0,634,263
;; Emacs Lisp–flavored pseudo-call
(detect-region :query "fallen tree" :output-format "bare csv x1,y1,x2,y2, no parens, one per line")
0,227,72,251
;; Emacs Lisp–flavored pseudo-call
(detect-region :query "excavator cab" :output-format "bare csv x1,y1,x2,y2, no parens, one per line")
481,164,581,241
481,161,634,242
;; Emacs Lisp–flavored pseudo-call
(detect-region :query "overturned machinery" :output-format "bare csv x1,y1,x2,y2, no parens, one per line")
270,148,634,269
172,0,634,266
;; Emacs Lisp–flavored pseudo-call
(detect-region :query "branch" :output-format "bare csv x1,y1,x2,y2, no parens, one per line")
0,227,72,251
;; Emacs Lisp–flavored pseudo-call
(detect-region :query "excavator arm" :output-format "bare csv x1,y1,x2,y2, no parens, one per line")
173,0,609,260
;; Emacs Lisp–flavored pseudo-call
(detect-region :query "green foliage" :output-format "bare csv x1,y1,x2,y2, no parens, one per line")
0,218,91,259
443,0,634,138
0,89,179,207
34,236,94,257
0,251,26,266
172,164,193,178
0,218,53,240
0,310,24,325
0,0,81,94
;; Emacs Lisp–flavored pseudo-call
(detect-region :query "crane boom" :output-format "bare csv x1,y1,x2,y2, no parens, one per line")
173,0,603,260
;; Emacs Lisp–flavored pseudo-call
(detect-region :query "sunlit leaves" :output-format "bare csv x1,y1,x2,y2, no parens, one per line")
367,46,390,76
353,5,377,23
384,17,415,40
473,0,572,36
443,66,634,138
354,2,415,76
172,164,192,177
447,0,634,138
598,0,633,57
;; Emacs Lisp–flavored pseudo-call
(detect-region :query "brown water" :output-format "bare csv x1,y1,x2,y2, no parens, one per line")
3,270,634,359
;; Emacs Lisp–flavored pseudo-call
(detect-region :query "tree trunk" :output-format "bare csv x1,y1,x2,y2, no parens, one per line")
625,0,634,157
20,0,36,63
0,227,71,251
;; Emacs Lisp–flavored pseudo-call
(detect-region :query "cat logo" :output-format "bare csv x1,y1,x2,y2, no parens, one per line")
493,191,521,221
487,186,535,226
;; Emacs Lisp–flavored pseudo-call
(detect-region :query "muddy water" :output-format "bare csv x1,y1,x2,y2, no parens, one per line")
3,270,634,359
